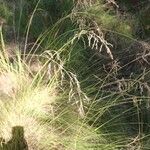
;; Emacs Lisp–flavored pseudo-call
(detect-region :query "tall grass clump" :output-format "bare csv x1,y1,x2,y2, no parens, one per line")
0,36,57,149
0,47,78,149
0,15,107,149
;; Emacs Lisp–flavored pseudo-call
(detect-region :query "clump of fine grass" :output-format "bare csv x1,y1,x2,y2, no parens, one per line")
0,28,125,150
0,35,95,149
0,45,58,149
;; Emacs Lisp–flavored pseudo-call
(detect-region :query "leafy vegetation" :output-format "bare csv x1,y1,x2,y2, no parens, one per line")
0,0,150,149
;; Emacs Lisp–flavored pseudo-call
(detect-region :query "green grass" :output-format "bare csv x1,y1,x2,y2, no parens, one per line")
0,43,124,150
0,0,150,150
